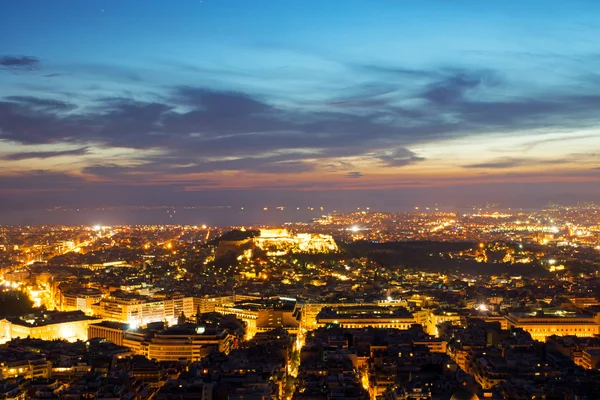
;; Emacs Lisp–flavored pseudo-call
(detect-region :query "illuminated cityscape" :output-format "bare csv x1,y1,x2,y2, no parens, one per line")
2,0,600,399
0,204,599,398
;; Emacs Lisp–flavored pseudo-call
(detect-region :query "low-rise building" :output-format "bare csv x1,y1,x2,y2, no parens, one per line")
88,323,236,362
505,310,600,342
0,311,102,343
88,321,129,346
581,348,600,370
91,291,165,327
316,306,415,330
58,287,103,315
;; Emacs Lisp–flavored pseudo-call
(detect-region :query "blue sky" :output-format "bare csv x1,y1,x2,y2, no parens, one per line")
1,0,599,222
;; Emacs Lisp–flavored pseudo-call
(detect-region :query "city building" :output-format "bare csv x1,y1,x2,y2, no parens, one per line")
88,321,129,346
216,299,298,339
505,310,600,341
316,306,415,329
91,291,165,327
58,287,103,315
581,348,600,370
0,311,102,343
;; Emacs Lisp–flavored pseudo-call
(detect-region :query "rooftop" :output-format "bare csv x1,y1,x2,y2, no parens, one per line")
8,311,101,327
317,306,414,320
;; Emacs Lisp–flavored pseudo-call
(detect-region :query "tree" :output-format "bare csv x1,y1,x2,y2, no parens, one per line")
177,311,186,325
0,290,33,317
195,305,202,325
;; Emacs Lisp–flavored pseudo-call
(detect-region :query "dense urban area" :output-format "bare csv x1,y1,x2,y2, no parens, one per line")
1,203,600,399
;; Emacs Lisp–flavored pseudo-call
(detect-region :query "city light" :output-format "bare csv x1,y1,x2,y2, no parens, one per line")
3,1,600,397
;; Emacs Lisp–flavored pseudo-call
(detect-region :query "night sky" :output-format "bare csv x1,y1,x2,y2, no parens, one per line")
1,1,599,224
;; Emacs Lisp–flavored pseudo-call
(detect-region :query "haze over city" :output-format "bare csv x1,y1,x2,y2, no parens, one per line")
1,1,600,224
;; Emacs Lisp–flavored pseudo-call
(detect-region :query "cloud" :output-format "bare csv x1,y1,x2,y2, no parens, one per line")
376,148,425,167
421,70,497,105
346,172,364,178
1,64,600,186
174,87,272,115
2,147,89,161
464,158,528,169
4,96,76,111
0,170,84,192
463,157,571,169
71,63,143,82
355,64,435,78
0,87,443,163
0,55,40,71
83,153,316,178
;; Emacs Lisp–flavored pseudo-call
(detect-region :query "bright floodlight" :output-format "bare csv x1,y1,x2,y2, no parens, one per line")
386,296,393,302
93,225,101,231
476,304,488,312
351,225,360,233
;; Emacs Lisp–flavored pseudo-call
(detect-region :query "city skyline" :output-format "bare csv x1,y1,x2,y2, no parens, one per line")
1,0,600,223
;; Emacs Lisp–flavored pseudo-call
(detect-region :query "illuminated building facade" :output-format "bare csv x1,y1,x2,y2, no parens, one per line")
163,296,196,324
89,323,236,361
581,348,600,370
253,229,338,256
0,311,102,343
216,299,298,339
298,303,378,330
88,321,128,346
424,310,462,336
91,292,165,328
296,302,379,347
59,287,103,315
316,306,415,329
256,304,299,335
0,357,51,380
141,326,235,361
215,303,260,340
505,311,600,342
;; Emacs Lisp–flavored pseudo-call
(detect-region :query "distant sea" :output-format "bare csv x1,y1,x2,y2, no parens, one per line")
0,204,530,227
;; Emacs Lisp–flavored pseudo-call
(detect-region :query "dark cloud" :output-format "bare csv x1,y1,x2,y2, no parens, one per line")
44,73,63,78
174,87,272,116
82,164,139,179
83,153,315,178
2,147,89,161
0,170,219,195
464,159,527,169
5,96,76,111
0,170,84,191
417,71,600,133
346,172,364,178
463,157,570,169
327,82,398,108
354,64,436,78
421,70,496,105
324,160,354,172
0,87,446,165
1,65,600,185
0,55,40,71
376,148,425,167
